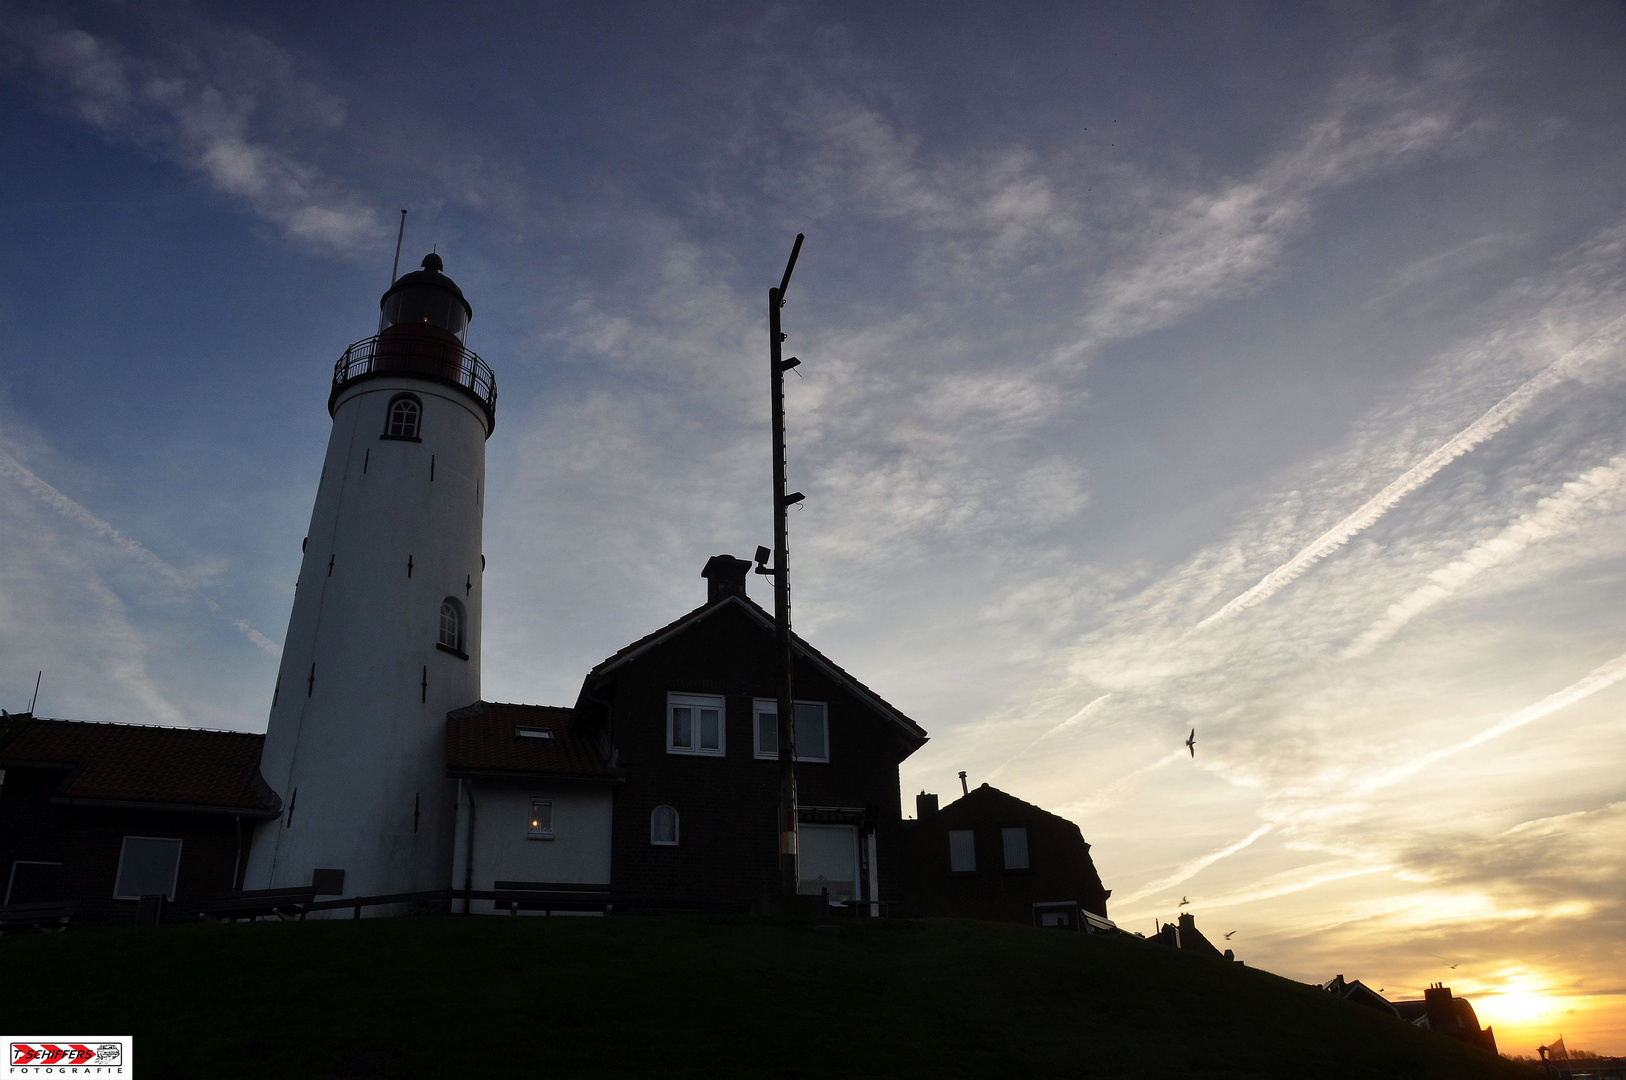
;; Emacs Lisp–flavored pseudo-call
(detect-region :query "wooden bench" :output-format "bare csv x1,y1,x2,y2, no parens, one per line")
0,900,79,933
191,887,317,922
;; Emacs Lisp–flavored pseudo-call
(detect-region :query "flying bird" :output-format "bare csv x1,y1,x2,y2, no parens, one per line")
1185,728,1196,757
1224,931,1236,940
1178,896,1190,907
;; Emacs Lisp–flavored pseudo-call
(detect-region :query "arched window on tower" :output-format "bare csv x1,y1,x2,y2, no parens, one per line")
650,805,679,846
383,394,422,440
437,597,466,657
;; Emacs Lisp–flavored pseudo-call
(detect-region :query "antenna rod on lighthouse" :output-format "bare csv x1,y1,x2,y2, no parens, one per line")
769,232,805,898
389,210,408,286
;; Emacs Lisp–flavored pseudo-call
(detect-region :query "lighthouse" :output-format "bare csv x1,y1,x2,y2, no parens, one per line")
245,254,495,902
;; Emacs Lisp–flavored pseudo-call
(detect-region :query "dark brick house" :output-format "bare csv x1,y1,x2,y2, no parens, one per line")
1323,976,1497,1055
569,556,929,912
899,782,1112,929
0,715,280,925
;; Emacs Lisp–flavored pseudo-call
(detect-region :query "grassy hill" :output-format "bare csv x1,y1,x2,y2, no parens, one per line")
0,915,1532,1079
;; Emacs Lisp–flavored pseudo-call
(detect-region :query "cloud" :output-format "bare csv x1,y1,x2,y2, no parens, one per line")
0,10,381,252
1355,650,1626,795
1198,313,1626,630
1115,824,1274,908
0,446,280,657
1345,456,1626,656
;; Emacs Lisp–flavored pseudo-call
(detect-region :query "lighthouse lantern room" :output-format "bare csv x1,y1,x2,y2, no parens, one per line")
245,254,495,905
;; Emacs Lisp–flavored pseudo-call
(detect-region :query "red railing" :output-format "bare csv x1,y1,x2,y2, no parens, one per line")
330,331,497,426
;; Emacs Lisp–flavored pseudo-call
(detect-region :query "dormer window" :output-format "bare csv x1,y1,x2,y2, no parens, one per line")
384,393,422,440
437,597,466,658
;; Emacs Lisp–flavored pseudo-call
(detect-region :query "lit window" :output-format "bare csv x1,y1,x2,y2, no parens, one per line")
651,804,679,846
752,699,829,762
948,829,976,873
667,693,724,756
438,598,465,653
114,836,183,900
384,394,422,439
1002,827,1030,871
528,799,554,839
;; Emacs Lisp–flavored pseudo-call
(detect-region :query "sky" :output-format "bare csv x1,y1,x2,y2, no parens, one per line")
2,0,1624,1056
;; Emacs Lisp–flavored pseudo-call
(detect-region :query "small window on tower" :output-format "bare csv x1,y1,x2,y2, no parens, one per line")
383,394,422,440
437,597,466,657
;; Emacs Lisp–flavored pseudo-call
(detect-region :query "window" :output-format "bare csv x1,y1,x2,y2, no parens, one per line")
752,699,829,762
516,726,553,740
667,693,724,756
5,861,64,905
948,829,976,873
114,837,183,900
1002,827,1031,871
437,598,466,656
650,805,679,845
383,393,422,439
528,799,554,840
798,825,859,905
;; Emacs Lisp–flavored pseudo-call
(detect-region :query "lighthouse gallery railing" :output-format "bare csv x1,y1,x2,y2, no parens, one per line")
331,334,497,423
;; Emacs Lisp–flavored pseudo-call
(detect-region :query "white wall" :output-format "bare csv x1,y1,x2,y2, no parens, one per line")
246,375,489,903
451,778,613,915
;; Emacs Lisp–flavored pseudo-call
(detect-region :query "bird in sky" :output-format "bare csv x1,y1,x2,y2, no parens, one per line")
1224,931,1236,940
1178,896,1190,907
1185,728,1196,757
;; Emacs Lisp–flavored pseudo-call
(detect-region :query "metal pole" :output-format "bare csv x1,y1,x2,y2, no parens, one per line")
390,210,408,286
771,233,804,898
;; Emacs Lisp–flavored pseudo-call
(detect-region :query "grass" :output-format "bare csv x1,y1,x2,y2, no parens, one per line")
0,915,1533,1079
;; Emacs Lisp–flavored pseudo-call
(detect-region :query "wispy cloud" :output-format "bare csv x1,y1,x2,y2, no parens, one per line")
1345,456,1626,657
0,10,381,251
1115,824,1274,908
1199,313,1626,629
0,447,279,657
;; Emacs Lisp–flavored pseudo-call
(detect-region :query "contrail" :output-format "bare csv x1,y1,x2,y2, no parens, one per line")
1344,457,1626,658
1356,650,1626,794
1198,313,1626,629
0,448,282,657
987,694,1111,781
1053,748,1188,818
1116,823,1273,907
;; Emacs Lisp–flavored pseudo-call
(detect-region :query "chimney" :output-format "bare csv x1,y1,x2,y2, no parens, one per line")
916,791,939,820
958,771,969,796
701,555,752,603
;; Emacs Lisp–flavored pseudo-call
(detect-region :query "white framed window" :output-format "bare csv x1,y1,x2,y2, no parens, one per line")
667,693,725,756
798,824,859,906
1001,826,1030,870
650,804,679,846
752,699,829,762
528,799,554,840
439,597,465,653
114,836,183,900
948,829,976,873
384,393,422,439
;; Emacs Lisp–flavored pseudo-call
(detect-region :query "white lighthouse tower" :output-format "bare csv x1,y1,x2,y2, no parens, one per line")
245,253,495,902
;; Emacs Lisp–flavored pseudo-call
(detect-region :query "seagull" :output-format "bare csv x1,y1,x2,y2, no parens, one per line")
1178,896,1190,907
1224,931,1236,940
1185,728,1196,757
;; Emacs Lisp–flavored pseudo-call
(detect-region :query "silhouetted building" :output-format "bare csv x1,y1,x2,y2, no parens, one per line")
1323,976,1496,1055
1151,911,1231,959
899,782,1111,929
0,716,279,925
568,556,930,912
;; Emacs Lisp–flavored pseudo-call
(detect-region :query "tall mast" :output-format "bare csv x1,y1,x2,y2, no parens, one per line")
768,233,805,897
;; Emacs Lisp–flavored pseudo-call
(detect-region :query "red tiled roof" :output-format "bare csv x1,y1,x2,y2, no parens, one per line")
445,702,615,778
0,717,279,815
585,593,928,743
